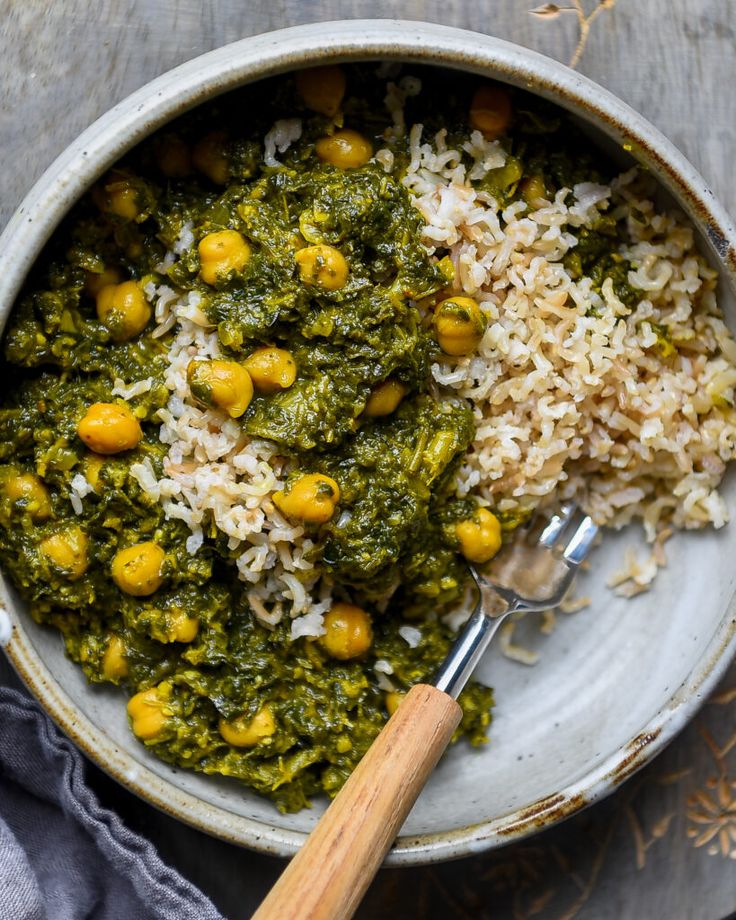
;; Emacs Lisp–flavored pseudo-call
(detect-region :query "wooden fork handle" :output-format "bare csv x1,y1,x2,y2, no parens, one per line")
252,683,462,920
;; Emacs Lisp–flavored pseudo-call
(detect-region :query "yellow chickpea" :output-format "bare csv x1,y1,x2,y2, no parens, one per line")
272,473,340,524
198,229,252,285
295,244,348,290
315,129,373,169
469,85,513,140
218,705,276,747
320,602,373,660
364,380,406,417
243,347,297,394
187,359,254,418
434,296,486,356
77,403,142,454
102,634,129,681
455,508,503,564
94,174,140,220
110,186,139,220
520,175,547,205
85,266,123,298
96,280,151,341
112,541,166,596
296,65,346,116
155,134,193,178
82,453,105,492
192,131,229,184
40,526,89,580
4,472,51,520
127,684,171,741
385,691,405,717
165,609,200,643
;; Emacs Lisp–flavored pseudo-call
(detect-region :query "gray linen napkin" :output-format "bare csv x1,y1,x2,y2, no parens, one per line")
0,677,225,920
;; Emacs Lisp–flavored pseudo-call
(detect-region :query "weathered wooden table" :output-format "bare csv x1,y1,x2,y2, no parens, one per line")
2,2,736,918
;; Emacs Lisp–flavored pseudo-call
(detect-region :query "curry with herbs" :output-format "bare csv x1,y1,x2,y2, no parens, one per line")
0,65,634,811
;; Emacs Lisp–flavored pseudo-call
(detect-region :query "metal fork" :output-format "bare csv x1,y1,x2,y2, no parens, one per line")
435,502,599,697
254,503,599,920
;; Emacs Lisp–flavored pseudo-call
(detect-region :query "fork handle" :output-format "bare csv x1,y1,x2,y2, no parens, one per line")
252,684,462,920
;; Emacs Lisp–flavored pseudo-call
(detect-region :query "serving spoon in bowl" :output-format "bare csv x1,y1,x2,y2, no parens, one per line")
254,503,598,920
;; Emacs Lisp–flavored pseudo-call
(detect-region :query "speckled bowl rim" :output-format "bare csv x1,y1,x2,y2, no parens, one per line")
2,20,736,865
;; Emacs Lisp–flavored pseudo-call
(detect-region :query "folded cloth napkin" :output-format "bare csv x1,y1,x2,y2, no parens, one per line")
0,681,225,920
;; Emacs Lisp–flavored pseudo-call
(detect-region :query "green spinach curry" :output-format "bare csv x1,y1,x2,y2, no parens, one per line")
0,65,636,812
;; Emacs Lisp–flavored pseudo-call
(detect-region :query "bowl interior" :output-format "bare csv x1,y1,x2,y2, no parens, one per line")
3,24,736,863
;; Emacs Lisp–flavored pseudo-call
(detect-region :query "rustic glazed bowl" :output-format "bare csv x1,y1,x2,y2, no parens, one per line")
1,20,735,865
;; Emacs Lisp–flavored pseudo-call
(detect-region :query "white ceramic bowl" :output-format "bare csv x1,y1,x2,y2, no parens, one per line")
2,20,736,865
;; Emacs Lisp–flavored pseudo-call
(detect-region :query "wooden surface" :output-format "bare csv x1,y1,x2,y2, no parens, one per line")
2,2,736,918
253,685,462,920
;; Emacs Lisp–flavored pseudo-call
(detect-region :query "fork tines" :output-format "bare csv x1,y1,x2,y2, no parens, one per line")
538,503,598,566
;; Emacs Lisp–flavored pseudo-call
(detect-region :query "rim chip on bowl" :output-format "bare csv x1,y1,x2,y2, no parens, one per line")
1,20,736,864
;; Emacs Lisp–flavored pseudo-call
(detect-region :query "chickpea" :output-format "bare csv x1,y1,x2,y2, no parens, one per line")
187,359,254,418
82,453,105,492
243,347,297,394
273,473,340,524
4,472,51,520
112,541,166,597
192,131,229,185
469,85,513,140
218,705,276,747
315,129,373,169
434,296,486,356
77,402,142,455
127,684,171,741
95,174,140,221
165,609,200,643
295,244,348,291
85,266,123,298
520,175,547,206
102,634,129,681
40,526,89,580
96,280,151,341
198,229,252,285
456,507,502,564
110,186,139,220
296,65,346,117
155,134,193,178
364,380,406,418
320,602,373,660
385,691,405,717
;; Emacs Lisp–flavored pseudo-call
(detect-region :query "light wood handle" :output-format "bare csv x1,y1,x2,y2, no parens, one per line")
252,683,462,920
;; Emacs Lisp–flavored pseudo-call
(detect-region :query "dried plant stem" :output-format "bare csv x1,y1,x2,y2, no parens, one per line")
530,1,618,68
570,0,616,67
